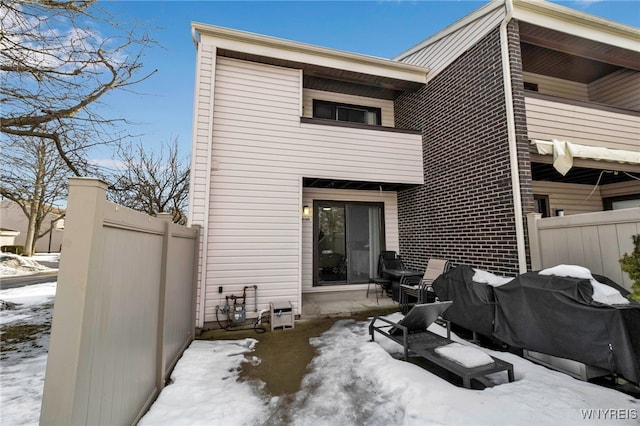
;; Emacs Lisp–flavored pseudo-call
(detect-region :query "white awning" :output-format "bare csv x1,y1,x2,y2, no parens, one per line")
532,139,640,175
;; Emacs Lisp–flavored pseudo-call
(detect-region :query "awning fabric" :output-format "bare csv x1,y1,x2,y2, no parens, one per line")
532,139,640,176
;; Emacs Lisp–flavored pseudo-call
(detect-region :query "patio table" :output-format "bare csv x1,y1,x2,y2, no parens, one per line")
382,269,423,301
382,269,423,281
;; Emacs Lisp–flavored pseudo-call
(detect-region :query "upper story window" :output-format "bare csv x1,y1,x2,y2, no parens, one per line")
313,100,381,126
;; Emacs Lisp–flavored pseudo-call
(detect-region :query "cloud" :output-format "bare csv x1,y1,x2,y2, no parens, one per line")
88,158,128,170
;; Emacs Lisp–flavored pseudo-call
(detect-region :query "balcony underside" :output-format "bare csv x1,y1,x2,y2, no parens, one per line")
531,161,639,186
303,177,419,192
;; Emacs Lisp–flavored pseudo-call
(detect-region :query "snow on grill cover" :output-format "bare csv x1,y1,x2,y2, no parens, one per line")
432,265,497,337
433,265,640,385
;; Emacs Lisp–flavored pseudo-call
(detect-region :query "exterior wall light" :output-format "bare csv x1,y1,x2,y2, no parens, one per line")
302,205,310,220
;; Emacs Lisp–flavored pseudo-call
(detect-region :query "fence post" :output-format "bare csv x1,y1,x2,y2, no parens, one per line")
527,212,543,271
156,213,173,394
40,178,108,425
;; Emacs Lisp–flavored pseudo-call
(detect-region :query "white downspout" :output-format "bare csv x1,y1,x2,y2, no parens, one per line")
500,0,528,274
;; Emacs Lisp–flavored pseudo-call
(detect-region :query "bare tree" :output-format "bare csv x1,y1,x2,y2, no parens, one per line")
0,0,157,175
109,139,189,224
1,136,70,256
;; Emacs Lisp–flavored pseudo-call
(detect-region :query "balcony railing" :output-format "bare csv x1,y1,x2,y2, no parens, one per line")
525,91,640,152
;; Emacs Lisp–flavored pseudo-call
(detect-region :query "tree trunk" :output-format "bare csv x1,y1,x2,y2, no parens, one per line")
23,206,38,256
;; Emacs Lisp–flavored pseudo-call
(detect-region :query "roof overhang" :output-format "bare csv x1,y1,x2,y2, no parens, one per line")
192,22,429,93
513,0,640,53
395,0,639,63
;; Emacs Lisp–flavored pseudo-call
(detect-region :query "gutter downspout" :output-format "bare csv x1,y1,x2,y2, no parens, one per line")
500,0,528,274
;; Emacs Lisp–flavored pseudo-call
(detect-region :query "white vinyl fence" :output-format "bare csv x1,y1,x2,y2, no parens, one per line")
527,208,640,290
40,178,200,425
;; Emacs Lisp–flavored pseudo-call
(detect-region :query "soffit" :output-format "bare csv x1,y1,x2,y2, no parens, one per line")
519,22,640,74
303,76,399,100
520,43,622,83
514,0,639,52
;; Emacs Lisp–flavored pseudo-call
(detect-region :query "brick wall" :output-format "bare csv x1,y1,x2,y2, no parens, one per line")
395,21,534,276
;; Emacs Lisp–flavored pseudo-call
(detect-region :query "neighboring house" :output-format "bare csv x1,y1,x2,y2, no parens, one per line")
0,228,20,248
188,0,639,328
0,200,65,253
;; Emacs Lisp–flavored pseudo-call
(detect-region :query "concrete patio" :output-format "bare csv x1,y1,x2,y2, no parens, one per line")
301,289,398,318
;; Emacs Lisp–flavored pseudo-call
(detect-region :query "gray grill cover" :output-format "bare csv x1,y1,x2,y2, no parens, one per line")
432,266,496,337
493,272,640,385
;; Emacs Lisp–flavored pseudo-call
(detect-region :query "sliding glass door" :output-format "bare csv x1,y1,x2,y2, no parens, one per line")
314,201,384,286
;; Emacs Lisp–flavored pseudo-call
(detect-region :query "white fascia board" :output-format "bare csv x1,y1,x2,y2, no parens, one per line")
393,0,505,61
192,22,428,85
513,0,640,52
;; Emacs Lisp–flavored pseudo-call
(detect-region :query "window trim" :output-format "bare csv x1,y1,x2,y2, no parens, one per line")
533,194,550,218
603,193,640,210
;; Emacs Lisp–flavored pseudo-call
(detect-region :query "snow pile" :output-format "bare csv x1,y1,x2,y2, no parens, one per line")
473,269,514,287
138,339,270,426
435,342,494,368
0,253,52,277
539,265,629,305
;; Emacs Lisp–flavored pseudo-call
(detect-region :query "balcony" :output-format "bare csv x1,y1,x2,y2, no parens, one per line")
298,117,424,187
525,91,640,152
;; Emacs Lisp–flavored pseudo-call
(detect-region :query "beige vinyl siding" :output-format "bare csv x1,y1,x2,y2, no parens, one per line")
301,188,399,294
302,88,395,127
189,43,217,327
199,57,422,322
589,69,640,111
533,181,603,215
189,44,216,226
399,7,504,82
523,72,589,101
600,181,640,199
525,94,640,151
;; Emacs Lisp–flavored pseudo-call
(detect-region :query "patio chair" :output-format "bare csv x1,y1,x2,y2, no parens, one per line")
367,251,396,302
379,250,405,272
377,251,424,301
370,302,514,389
400,258,450,313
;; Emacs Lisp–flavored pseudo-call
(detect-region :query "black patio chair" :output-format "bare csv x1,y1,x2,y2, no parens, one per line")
366,251,400,302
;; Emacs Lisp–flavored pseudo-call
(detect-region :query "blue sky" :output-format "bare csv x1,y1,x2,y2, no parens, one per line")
96,0,640,161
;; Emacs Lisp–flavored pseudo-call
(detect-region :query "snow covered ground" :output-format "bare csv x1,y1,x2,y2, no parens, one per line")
1,282,638,426
0,282,56,426
141,315,639,425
